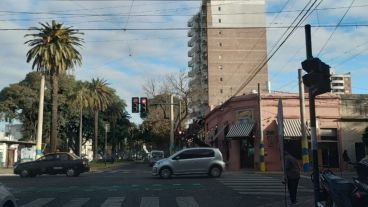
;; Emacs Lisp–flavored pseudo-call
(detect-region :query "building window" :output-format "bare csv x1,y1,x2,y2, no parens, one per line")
218,30,222,35
218,7,221,11
220,77,223,82
218,65,223,70
218,18,221,23
219,42,222,47
220,89,223,94
219,55,222,60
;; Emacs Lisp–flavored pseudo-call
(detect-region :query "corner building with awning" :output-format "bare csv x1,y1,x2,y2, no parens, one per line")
204,93,342,171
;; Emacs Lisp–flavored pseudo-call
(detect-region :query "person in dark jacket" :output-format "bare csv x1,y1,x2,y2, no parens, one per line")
284,151,301,205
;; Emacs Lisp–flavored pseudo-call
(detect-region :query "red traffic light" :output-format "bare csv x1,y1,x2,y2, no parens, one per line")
132,97,139,113
140,97,148,113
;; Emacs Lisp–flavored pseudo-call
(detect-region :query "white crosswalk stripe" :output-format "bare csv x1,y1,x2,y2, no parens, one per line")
217,173,313,196
100,197,125,207
140,197,159,207
176,196,199,207
20,198,55,207
19,196,202,207
62,198,90,207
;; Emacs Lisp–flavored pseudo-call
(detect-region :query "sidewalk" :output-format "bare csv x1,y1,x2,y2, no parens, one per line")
0,167,14,176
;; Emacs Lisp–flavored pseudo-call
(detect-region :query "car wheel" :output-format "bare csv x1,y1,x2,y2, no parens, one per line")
209,166,222,178
159,167,172,179
20,169,29,178
66,168,76,177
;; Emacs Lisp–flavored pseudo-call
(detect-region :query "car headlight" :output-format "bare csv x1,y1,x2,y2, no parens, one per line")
155,161,161,166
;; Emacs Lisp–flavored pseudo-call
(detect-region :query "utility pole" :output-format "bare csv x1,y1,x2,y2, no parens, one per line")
104,123,110,165
36,75,45,159
298,69,309,172
305,24,320,207
170,95,174,155
79,109,83,157
258,83,265,172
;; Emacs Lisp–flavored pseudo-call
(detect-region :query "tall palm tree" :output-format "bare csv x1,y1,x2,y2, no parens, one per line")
25,20,83,152
105,97,128,153
88,78,114,160
70,81,90,156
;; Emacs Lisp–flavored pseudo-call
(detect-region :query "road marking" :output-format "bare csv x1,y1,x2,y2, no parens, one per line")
62,198,90,207
176,197,199,207
20,198,55,207
101,197,125,207
140,197,159,207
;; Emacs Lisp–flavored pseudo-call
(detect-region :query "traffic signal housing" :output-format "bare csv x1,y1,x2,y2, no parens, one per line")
301,58,331,97
132,97,139,113
140,97,148,113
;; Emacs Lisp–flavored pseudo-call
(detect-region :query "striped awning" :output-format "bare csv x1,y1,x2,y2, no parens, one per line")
226,122,254,138
277,119,310,137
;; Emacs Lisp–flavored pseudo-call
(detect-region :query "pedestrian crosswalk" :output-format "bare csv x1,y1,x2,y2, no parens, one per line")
18,196,201,207
217,173,313,196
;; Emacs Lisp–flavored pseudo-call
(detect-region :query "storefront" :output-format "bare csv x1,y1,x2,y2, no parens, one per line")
205,93,342,171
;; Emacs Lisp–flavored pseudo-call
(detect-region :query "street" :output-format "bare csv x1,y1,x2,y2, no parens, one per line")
1,162,315,207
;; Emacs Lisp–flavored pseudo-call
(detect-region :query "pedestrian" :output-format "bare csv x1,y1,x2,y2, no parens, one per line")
284,151,300,205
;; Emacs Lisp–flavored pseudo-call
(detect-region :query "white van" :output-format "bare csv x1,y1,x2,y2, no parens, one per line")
148,150,164,166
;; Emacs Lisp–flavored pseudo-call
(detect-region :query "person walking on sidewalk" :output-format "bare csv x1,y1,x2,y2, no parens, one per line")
284,151,300,205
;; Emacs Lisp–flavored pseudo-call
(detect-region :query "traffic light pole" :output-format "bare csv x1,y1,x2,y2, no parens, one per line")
305,24,320,207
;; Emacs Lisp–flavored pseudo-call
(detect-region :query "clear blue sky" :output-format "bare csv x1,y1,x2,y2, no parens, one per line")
0,0,367,124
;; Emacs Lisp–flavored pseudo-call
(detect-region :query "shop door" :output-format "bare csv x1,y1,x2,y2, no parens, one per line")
240,138,254,168
6,148,15,168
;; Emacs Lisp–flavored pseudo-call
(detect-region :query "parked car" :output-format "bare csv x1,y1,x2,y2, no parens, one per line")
152,147,225,179
148,150,165,166
13,152,90,177
0,182,17,207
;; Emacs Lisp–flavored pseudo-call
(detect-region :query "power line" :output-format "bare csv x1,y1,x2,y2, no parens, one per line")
232,0,320,97
3,24,368,31
316,0,356,57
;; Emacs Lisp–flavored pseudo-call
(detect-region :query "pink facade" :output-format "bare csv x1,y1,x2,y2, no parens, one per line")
205,93,341,171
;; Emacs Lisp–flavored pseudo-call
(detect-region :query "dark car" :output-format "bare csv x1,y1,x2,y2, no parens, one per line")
14,152,90,178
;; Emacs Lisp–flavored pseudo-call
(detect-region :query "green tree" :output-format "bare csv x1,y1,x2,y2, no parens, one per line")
88,78,114,159
25,20,84,152
104,96,129,153
70,81,90,155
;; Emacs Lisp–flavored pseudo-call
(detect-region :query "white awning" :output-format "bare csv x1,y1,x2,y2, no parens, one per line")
226,122,254,138
276,119,310,137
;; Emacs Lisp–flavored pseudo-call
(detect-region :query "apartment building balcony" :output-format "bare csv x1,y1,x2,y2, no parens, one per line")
188,60,193,67
331,85,345,90
190,45,199,55
188,50,193,57
188,29,193,37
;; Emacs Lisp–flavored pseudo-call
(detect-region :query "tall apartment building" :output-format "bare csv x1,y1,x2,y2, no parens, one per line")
330,72,352,94
188,0,268,118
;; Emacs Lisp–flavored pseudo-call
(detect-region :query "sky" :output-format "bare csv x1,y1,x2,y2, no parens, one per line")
0,0,367,125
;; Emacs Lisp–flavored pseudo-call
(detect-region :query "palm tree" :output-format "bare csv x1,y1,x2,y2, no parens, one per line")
105,97,129,153
25,20,83,152
88,78,114,160
70,81,90,156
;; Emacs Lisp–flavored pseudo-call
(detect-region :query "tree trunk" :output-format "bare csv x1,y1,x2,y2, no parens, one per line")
50,73,59,153
93,110,99,160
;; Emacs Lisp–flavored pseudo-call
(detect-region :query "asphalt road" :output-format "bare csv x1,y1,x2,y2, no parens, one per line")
1,162,315,207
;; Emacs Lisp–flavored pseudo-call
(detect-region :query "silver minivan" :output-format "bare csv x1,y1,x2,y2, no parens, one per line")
152,147,225,179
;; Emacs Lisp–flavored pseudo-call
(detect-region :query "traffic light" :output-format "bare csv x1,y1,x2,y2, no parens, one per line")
140,97,148,113
132,97,139,113
301,58,331,97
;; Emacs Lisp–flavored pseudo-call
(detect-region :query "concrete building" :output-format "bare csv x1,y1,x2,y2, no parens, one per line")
204,93,342,171
331,72,352,94
340,94,368,163
188,0,268,118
